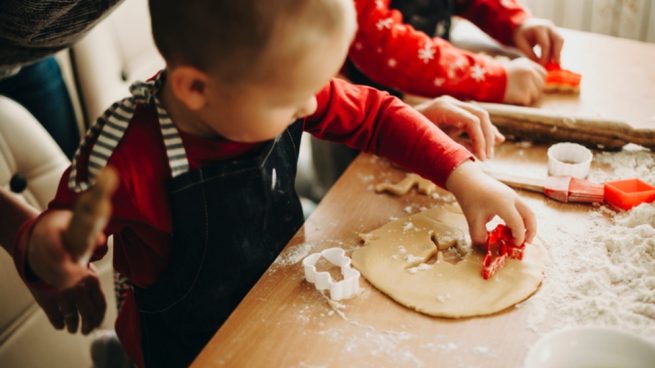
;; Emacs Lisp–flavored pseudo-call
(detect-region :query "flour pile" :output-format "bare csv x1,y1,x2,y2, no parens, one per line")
526,202,655,341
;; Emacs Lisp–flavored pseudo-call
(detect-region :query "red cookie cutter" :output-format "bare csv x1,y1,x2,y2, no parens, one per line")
604,178,655,211
545,62,581,93
481,224,526,280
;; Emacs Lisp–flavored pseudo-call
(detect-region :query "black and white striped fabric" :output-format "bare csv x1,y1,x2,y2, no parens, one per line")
68,72,190,192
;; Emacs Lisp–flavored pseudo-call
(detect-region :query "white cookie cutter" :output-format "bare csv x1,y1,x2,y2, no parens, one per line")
302,247,360,301
547,142,593,179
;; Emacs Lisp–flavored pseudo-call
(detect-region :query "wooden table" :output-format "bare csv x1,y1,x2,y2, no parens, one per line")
192,29,655,368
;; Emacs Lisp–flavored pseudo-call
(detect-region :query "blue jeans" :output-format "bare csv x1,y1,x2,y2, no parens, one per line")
0,57,80,159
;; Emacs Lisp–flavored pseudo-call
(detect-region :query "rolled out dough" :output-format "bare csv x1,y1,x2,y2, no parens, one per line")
352,204,546,318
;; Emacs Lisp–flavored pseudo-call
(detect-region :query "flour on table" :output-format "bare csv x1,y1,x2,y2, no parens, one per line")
525,202,655,342
274,242,315,266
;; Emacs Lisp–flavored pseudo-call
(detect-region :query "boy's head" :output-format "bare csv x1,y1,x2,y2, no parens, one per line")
149,0,356,142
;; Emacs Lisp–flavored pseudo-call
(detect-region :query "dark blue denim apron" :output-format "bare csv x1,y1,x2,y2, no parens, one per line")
134,119,305,367
67,74,304,367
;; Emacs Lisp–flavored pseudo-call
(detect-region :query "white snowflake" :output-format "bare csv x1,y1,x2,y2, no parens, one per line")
454,57,467,70
376,0,384,9
418,43,435,64
470,64,486,82
434,77,445,86
387,58,397,68
376,18,393,31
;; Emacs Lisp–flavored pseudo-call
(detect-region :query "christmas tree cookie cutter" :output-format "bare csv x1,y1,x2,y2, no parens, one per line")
302,247,360,301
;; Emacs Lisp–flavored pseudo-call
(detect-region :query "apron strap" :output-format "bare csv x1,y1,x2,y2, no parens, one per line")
67,72,190,192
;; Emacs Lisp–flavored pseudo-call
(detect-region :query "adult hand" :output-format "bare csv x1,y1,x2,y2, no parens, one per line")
27,209,105,289
28,264,107,335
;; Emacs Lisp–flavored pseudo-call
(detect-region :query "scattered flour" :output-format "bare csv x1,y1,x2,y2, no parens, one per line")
275,242,315,266
525,202,655,342
589,144,655,184
403,222,414,231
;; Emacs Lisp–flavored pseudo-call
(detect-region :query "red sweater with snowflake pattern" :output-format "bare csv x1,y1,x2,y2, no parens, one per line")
349,0,530,101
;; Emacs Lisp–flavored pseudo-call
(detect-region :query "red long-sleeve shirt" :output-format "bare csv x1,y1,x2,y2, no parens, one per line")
348,0,530,101
14,78,472,367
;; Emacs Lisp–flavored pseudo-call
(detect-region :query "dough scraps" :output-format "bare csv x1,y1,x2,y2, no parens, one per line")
351,204,546,318
375,173,437,196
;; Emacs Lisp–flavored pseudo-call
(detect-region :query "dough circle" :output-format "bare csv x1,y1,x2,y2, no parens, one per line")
352,204,546,318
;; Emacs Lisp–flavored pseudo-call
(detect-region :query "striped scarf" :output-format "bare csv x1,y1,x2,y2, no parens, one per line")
68,72,190,192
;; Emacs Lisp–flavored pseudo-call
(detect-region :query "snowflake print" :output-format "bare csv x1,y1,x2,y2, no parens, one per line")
418,43,435,64
387,58,397,68
354,42,363,51
376,0,384,9
454,57,467,70
471,64,486,82
376,18,393,31
434,78,445,87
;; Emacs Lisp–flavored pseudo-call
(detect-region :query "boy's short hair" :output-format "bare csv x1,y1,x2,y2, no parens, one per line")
149,0,347,84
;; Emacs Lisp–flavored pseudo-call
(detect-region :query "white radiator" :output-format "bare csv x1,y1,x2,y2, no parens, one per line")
520,0,655,43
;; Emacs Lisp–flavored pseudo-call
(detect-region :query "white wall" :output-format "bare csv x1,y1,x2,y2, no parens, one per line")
520,0,655,43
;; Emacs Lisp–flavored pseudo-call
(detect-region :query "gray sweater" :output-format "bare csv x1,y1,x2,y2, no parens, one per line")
0,0,124,77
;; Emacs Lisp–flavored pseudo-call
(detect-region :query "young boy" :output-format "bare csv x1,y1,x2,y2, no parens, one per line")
14,0,536,367
347,0,561,105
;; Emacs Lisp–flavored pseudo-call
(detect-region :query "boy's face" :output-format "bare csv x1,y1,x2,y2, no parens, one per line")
198,1,357,143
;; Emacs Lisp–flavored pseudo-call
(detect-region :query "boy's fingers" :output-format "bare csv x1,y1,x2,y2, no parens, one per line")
517,200,537,243
461,104,495,159
467,216,488,245
498,206,526,246
451,108,486,160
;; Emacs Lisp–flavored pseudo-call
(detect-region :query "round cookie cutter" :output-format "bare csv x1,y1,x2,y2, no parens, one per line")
547,142,593,179
302,247,360,301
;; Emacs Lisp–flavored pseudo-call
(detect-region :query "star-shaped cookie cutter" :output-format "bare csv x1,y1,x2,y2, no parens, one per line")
302,247,361,301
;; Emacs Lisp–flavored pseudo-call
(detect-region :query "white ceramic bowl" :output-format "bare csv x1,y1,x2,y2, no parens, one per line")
523,327,655,368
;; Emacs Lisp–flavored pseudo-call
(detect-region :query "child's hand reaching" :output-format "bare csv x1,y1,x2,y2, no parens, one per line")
513,18,565,66
502,57,546,106
27,209,105,290
415,95,505,161
445,160,537,246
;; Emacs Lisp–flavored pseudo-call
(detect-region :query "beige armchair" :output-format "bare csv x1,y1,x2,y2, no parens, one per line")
0,96,117,368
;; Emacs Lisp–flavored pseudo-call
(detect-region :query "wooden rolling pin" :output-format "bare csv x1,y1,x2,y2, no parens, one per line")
63,167,119,261
477,103,655,150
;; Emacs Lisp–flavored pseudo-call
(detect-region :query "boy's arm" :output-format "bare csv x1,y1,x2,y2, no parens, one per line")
0,187,38,254
349,0,506,102
455,0,530,46
304,79,473,188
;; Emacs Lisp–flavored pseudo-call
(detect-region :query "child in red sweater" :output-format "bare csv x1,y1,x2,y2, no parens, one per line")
348,0,563,105
14,0,536,367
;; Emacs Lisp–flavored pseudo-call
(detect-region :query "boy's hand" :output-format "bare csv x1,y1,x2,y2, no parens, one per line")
513,18,564,66
446,161,537,246
27,210,105,290
28,264,107,335
415,96,505,161
502,57,546,106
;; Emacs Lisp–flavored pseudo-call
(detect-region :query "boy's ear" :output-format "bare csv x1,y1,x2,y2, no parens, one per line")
168,66,209,111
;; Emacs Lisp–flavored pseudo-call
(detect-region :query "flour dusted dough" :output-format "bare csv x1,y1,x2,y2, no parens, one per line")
352,204,546,318
375,173,437,196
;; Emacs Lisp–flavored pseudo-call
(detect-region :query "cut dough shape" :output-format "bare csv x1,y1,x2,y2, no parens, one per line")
352,204,546,318
375,173,437,196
